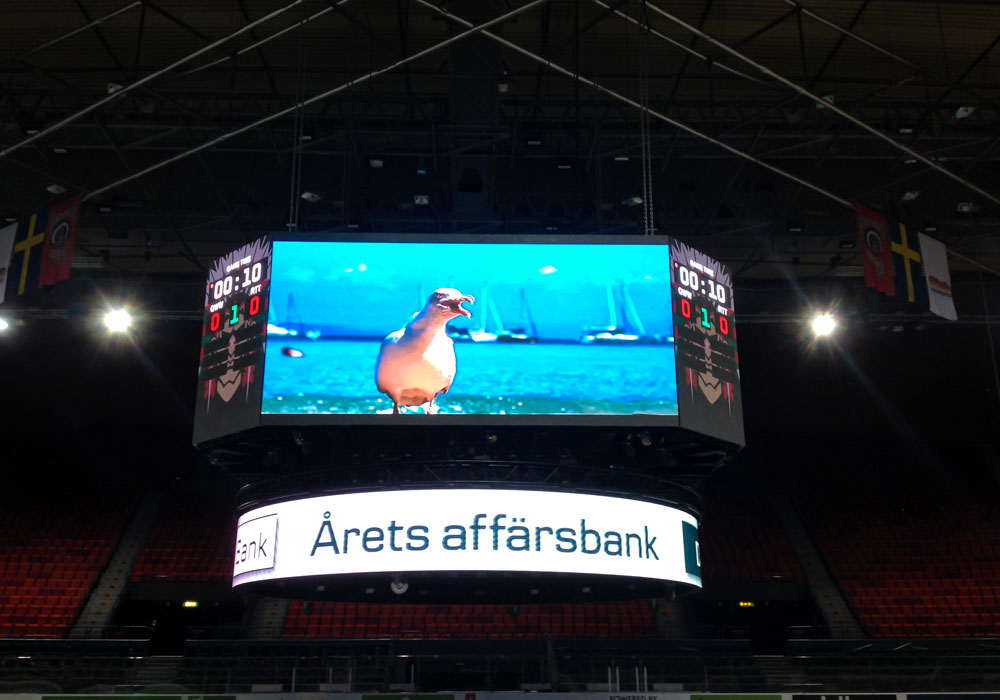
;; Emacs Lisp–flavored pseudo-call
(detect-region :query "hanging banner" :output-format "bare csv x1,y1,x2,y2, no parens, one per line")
917,233,957,321
855,203,895,295
0,223,16,305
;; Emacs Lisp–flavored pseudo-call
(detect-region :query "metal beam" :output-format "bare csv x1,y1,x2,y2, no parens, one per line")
639,0,1000,209
319,0,397,56
178,3,343,78
92,115,205,270
237,0,280,95
786,0,999,112
551,0,628,55
81,0,550,201
669,0,715,100
808,0,869,87
938,32,1000,105
180,120,248,243
12,1,141,62
732,8,796,50
590,0,777,93
73,0,129,81
698,123,767,237
738,126,848,275
0,0,309,160
416,0,852,210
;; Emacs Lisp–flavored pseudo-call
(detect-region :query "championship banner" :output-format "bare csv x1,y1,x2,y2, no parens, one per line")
39,194,82,286
855,203,895,295
0,223,16,305
918,233,957,321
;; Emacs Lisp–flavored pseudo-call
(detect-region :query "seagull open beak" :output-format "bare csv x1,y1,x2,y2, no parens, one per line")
431,288,475,318
449,293,475,318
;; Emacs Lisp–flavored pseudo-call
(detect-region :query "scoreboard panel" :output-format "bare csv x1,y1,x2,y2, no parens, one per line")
670,240,744,446
192,237,272,445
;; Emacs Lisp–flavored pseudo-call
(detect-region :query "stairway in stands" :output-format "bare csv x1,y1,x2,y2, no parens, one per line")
770,493,865,639
248,597,290,639
70,494,161,638
133,655,183,688
754,655,808,689
654,597,690,639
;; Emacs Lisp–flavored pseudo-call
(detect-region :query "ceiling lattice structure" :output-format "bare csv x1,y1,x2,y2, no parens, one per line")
1,0,998,282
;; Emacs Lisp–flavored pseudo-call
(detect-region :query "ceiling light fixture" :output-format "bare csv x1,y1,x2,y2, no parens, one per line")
103,308,132,333
810,312,837,338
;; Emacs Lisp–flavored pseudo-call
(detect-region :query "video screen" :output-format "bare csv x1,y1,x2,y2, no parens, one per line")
261,240,677,417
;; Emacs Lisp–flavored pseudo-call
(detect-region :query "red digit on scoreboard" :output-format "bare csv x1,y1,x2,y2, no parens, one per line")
680,298,692,319
210,312,221,332
719,315,729,335
249,295,260,316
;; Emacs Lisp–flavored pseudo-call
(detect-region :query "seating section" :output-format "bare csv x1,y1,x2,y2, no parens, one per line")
282,600,656,639
699,488,805,583
795,469,1000,638
132,493,234,582
0,497,131,638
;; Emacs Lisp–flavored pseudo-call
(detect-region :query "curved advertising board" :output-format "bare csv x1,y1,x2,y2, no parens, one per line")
233,488,701,589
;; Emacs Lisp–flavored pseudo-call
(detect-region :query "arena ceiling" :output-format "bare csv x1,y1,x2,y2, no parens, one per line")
1,0,998,289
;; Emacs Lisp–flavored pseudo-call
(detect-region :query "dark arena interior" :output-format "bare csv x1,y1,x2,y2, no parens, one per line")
2,0,1000,697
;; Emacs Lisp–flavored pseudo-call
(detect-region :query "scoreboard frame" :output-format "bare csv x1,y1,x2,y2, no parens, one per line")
193,234,743,447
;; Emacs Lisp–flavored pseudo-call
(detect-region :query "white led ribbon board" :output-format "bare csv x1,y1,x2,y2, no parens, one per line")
233,488,701,588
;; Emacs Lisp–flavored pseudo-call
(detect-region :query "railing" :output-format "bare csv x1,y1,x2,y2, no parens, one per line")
2,637,1000,693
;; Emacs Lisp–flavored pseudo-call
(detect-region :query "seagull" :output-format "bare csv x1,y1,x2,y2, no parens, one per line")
375,287,475,414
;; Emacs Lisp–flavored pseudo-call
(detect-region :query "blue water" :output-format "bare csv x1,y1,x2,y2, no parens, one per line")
262,339,678,415
268,241,674,342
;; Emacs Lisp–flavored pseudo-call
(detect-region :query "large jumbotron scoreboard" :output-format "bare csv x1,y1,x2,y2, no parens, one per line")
193,235,743,446
194,235,742,598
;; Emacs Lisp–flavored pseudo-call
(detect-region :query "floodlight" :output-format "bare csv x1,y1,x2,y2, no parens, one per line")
810,312,837,338
103,308,132,333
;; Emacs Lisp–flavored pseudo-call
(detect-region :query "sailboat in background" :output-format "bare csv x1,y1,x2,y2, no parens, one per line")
267,293,320,339
448,286,499,342
581,281,661,344
496,289,538,343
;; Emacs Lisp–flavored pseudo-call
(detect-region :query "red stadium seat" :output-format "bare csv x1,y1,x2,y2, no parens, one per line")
792,462,1000,639
0,494,130,638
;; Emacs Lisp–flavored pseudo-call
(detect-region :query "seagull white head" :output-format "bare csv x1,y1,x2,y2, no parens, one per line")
427,287,475,320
